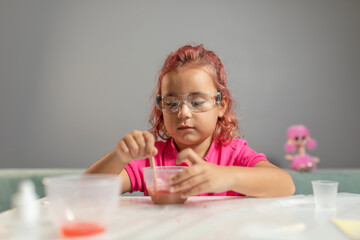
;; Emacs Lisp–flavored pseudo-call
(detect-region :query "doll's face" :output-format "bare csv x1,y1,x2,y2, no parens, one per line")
293,135,310,148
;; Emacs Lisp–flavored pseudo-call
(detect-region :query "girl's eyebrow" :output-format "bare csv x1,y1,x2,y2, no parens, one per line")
163,93,177,96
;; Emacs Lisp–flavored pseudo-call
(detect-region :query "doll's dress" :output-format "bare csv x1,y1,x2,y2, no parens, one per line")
291,154,316,171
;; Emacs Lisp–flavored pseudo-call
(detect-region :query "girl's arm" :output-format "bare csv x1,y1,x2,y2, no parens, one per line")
85,149,126,175
84,130,157,194
84,149,132,193
227,161,295,197
169,148,295,198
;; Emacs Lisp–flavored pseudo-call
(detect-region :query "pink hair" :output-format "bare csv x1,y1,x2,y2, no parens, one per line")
284,124,317,153
284,143,296,153
149,44,239,144
286,125,310,139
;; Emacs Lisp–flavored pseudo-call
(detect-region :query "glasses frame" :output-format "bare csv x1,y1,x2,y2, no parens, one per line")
156,91,222,113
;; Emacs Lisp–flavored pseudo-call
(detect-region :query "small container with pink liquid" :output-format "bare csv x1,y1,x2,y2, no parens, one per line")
143,166,188,204
43,174,121,238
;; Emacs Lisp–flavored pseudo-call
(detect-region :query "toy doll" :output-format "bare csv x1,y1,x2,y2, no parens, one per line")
284,125,319,171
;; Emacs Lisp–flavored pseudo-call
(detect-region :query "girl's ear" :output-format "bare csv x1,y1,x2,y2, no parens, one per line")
218,96,228,118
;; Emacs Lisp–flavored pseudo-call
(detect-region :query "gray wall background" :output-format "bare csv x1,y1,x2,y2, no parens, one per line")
1,0,360,169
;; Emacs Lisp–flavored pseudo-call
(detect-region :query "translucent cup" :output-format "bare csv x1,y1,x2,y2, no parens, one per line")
143,166,187,205
311,180,339,208
43,174,121,238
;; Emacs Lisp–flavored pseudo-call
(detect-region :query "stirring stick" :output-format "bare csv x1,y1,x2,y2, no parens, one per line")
149,156,158,194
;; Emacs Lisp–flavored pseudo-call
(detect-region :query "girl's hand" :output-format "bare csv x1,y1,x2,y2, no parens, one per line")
115,130,158,164
169,148,230,198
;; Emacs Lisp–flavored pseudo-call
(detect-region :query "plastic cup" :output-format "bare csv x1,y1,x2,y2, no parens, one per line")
311,180,339,208
43,174,121,238
143,166,187,205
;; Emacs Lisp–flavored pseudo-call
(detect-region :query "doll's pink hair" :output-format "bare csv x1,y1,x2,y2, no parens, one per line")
284,125,317,153
149,44,239,144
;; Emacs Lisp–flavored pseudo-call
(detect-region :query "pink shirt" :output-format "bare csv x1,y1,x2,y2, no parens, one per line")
124,138,267,196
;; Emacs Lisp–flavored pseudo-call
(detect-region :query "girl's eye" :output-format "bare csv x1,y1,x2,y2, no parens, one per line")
191,101,205,107
163,96,179,108
295,137,299,141
302,136,306,140
165,102,178,107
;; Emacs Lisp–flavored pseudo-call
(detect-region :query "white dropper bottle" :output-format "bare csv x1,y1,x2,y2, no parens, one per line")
11,180,39,240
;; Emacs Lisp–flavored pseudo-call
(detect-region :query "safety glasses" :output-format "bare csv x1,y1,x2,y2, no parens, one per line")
156,91,222,113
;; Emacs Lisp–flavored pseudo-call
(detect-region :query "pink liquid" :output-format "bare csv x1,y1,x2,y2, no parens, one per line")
148,189,187,204
61,222,105,238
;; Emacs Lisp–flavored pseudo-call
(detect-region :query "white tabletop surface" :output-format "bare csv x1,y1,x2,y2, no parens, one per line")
0,193,359,240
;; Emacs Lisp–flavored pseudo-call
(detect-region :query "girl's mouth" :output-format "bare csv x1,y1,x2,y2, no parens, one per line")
178,125,194,130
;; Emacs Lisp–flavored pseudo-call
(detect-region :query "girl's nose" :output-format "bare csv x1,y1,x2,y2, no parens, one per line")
177,102,192,119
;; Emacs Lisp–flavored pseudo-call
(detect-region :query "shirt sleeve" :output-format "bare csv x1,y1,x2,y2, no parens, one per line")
123,140,166,193
124,159,148,193
236,139,268,167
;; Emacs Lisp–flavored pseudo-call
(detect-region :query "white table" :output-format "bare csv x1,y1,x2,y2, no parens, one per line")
0,193,359,240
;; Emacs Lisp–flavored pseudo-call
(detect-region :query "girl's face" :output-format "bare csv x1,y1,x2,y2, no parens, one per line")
161,66,226,152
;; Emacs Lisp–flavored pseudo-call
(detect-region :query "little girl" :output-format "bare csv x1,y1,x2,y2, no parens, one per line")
85,44,295,198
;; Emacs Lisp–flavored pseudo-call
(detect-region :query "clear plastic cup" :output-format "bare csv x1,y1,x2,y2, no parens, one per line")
43,174,121,238
311,180,339,208
143,166,187,205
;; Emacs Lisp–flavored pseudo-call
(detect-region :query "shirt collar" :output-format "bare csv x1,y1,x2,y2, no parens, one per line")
203,139,216,162
162,138,179,166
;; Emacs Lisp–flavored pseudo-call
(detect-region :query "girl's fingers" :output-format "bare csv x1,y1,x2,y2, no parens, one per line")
170,164,204,184
143,131,157,156
117,140,129,154
133,132,146,157
170,173,206,193
120,131,157,160
122,135,139,159
180,181,209,198
176,148,204,165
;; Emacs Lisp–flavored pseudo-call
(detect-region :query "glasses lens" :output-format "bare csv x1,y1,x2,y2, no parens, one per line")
162,96,180,112
157,92,221,113
186,92,217,112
